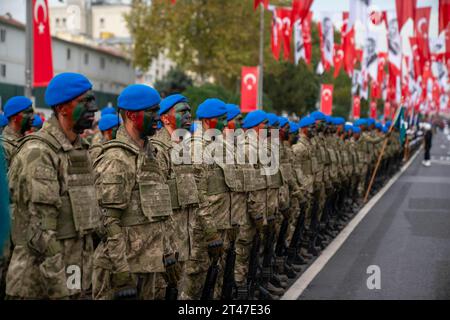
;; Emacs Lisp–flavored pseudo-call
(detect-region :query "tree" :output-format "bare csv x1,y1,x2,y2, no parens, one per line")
154,67,193,97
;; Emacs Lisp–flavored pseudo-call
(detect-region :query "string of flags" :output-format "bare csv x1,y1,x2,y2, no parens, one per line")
248,0,450,120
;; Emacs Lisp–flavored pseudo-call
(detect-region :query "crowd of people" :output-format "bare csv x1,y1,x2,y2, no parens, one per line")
0,72,413,300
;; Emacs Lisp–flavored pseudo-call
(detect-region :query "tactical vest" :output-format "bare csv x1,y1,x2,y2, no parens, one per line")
102,140,172,227
296,140,314,176
14,131,100,242
151,138,199,210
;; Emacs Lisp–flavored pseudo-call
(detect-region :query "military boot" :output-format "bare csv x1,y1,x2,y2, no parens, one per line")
258,285,280,300
283,263,298,279
264,282,285,296
270,274,288,289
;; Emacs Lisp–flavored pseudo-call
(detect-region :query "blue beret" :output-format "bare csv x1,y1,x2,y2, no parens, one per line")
311,111,326,121
45,73,92,107
160,94,188,115
334,117,345,125
352,126,361,134
278,117,289,127
101,106,116,116
325,115,333,124
196,98,227,119
242,110,267,129
225,104,241,121
289,121,299,133
4,96,32,118
367,118,376,126
99,114,121,131
118,84,161,111
344,124,353,132
267,113,280,127
385,120,392,127
0,113,8,127
299,116,315,128
375,122,382,130
354,119,367,127
32,115,43,128
382,125,388,133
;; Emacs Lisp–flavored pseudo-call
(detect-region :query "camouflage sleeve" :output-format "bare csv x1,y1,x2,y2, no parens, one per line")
95,157,134,273
20,144,69,298
192,164,217,239
364,134,385,144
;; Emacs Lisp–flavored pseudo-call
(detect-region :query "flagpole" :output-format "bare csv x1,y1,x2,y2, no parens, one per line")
258,3,264,110
25,0,33,98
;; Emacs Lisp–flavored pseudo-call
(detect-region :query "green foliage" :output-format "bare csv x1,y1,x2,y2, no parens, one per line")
154,68,194,97
182,84,240,115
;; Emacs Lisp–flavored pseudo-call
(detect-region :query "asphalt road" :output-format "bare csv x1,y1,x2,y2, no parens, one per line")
298,129,450,300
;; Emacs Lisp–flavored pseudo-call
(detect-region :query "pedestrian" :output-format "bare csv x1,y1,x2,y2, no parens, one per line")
422,123,433,167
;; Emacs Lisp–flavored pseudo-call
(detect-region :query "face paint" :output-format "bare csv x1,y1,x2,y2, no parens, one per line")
174,103,191,130
111,126,119,139
227,114,243,130
19,107,34,135
209,114,228,131
137,105,160,139
72,92,98,134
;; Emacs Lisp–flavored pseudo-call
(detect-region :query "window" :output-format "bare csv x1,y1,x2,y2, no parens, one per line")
100,18,105,29
1,64,6,78
56,18,60,27
67,48,71,60
62,18,66,26
100,57,105,69
84,53,89,65
1,28,6,42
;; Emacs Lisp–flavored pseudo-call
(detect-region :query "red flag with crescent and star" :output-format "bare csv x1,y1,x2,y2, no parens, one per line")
353,96,361,119
33,0,53,87
320,84,334,115
395,0,417,32
240,67,259,113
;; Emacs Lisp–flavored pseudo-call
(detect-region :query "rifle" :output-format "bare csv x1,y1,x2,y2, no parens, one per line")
201,255,220,300
247,229,262,300
286,208,305,266
261,215,276,285
275,211,290,258
221,223,239,300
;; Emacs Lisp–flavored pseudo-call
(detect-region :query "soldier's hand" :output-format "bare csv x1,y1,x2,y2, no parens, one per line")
163,253,181,285
206,234,224,260
112,271,137,300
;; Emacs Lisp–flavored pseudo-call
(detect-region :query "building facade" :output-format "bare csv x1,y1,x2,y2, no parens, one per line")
0,15,134,117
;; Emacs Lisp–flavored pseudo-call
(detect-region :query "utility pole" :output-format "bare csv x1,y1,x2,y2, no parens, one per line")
24,0,33,98
258,3,264,110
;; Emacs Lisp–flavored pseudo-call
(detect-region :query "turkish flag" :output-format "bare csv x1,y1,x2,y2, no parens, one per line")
370,100,377,118
240,67,259,113
320,84,334,115
414,7,431,38
384,101,391,120
377,52,387,84
353,96,361,119
371,81,381,100
342,12,355,76
333,44,344,78
33,0,54,87
302,12,313,65
277,8,293,60
409,37,423,80
254,0,269,10
439,0,450,34
395,0,417,32
271,9,282,60
291,0,313,22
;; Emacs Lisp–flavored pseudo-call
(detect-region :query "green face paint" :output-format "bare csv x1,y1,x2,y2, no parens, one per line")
20,108,34,134
72,91,98,134
111,126,119,139
139,106,160,139
174,102,191,130
214,114,228,132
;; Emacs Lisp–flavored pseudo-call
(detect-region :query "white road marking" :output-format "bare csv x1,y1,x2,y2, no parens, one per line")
281,147,422,300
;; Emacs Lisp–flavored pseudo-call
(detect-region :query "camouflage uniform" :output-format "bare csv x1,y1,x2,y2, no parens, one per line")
235,133,267,290
6,116,100,299
151,127,200,298
93,125,176,300
357,131,383,198
91,131,103,146
0,126,21,167
182,132,229,300
291,135,315,249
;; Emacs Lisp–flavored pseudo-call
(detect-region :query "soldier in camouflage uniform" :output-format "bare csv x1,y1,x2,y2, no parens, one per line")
182,98,230,300
0,96,34,299
93,84,180,300
308,111,329,255
89,114,121,161
150,94,200,299
6,73,100,299
0,113,8,135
